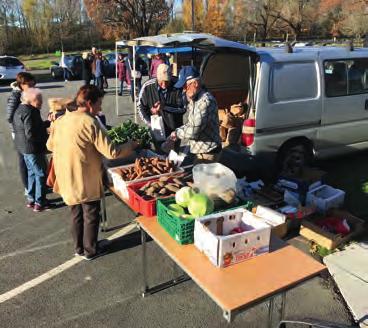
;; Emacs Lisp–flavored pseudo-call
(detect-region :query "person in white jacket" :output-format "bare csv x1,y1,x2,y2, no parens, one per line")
60,52,70,82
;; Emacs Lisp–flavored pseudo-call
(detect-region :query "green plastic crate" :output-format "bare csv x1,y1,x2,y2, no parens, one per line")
157,198,195,245
156,198,255,245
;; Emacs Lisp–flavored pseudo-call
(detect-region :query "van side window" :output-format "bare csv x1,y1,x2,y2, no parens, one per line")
270,62,318,102
324,59,368,97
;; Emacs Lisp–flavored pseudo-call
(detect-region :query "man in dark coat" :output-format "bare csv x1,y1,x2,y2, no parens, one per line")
13,88,49,212
137,63,184,148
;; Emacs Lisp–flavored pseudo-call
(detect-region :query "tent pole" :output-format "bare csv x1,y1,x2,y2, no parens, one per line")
115,42,118,116
133,45,137,123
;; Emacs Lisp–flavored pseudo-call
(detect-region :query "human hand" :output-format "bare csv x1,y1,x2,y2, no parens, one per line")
169,131,177,141
150,101,161,115
47,112,56,122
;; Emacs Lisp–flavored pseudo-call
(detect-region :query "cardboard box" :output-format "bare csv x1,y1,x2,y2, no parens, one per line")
277,168,325,193
194,208,271,268
306,185,345,212
300,209,366,250
255,206,288,239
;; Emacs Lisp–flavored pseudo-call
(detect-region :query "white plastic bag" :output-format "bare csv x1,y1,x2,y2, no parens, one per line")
193,163,237,200
150,115,166,141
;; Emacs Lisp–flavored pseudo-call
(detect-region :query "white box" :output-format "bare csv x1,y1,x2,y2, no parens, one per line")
194,208,271,268
306,185,345,212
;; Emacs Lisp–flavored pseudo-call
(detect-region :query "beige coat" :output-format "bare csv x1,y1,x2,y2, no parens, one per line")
47,110,132,206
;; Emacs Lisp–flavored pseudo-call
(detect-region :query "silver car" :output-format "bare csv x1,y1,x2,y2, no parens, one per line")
0,56,25,81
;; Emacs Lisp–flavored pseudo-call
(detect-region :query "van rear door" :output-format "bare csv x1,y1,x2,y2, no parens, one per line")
319,58,368,156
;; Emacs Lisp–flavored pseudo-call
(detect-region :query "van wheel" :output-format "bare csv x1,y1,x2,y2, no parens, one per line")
277,143,313,174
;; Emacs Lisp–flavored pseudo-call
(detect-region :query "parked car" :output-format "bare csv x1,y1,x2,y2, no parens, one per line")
125,33,368,170
0,56,25,81
50,54,83,80
103,52,118,78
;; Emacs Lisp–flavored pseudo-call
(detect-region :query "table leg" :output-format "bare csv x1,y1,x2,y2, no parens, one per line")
268,297,275,328
100,191,108,232
141,228,148,297
280,292,286,321
223,310,232,323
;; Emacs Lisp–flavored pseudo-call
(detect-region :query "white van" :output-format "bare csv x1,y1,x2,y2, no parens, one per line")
121,34,368,168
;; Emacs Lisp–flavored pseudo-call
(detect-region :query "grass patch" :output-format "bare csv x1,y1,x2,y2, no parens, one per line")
18,49,116,71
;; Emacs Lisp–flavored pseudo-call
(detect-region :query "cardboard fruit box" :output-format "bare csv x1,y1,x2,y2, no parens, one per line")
300,209,366,250
194,208,271,268
254,206,288,239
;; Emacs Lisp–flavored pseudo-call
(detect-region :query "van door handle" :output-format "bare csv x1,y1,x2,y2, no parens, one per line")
365,99,368,110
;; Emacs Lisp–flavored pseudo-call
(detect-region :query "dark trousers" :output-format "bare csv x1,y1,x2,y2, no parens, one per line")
96,76,104,91
70,200,100,257
130,78,141,101
17,151,28,190
83,79,90,86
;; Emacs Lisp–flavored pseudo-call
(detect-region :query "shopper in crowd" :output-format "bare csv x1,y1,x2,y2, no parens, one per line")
82,52,92,86
13,88,49,212
91,47,97,85
125,49,147,101
60,52,70,82
149,54,165,78
138,63,184,149
6,72,36,196
95,52,105,92
47,85,138,260
169,66,222,164
117,53,126,96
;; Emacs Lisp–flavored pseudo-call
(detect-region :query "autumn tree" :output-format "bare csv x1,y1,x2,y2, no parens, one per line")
246,0,283,40
273,0,320,39
182,0,205,31
83,0,173,39
204,0,228,36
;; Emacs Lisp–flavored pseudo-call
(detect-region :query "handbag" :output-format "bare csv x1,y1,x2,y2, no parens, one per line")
150,115,166,141
46,157,57,188
128,59,142,79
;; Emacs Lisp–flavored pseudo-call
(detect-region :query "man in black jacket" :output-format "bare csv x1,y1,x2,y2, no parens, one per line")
6,72,36,194
13,88,49,212
137,63,184,148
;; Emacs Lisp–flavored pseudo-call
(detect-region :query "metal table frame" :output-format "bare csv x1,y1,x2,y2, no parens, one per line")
139,226,292,326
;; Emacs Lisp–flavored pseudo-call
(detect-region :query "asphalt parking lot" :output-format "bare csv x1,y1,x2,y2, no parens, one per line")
0,76,356,327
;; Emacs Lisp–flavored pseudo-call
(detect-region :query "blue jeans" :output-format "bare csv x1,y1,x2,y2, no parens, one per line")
23,154,47,206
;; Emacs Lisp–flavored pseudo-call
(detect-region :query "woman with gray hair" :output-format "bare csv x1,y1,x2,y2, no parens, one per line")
12,88,50,212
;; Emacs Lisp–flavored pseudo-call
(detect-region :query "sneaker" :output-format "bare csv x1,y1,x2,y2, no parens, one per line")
26,201,34,209
74,252,85,257
83,249,108,261
33,203,51,212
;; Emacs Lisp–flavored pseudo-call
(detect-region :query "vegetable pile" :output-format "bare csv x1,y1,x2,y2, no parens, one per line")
137,174,193,200
167,186,214,220
116,157,178,181
108,120,151,148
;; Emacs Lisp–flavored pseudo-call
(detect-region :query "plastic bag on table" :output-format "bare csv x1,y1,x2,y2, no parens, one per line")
150,115,166,141
193,163,237,204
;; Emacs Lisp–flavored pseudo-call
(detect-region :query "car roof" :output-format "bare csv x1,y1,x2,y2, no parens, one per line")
256,46,368,62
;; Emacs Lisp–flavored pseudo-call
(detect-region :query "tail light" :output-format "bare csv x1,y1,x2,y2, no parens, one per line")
241,119,256,146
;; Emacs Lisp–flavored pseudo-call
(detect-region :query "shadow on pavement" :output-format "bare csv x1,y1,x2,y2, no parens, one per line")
107,230,147,255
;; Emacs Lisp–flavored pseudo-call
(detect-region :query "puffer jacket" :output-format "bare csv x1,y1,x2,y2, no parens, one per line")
13,103,48,154
6,82,22,132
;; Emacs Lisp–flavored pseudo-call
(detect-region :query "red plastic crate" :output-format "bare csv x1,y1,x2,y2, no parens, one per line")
127,178,175,217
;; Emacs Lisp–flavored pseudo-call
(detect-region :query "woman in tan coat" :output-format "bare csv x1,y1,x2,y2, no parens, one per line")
47,85,137,260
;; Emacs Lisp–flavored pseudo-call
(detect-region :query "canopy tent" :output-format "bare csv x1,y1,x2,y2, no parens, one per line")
114,33,255,121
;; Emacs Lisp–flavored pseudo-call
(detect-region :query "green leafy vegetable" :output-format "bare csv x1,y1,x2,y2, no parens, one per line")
107,120,152,148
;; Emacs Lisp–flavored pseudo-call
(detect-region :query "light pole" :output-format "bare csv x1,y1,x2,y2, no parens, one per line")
191,0,194,31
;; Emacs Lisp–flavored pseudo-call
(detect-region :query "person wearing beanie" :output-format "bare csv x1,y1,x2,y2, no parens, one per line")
137,63,184,149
